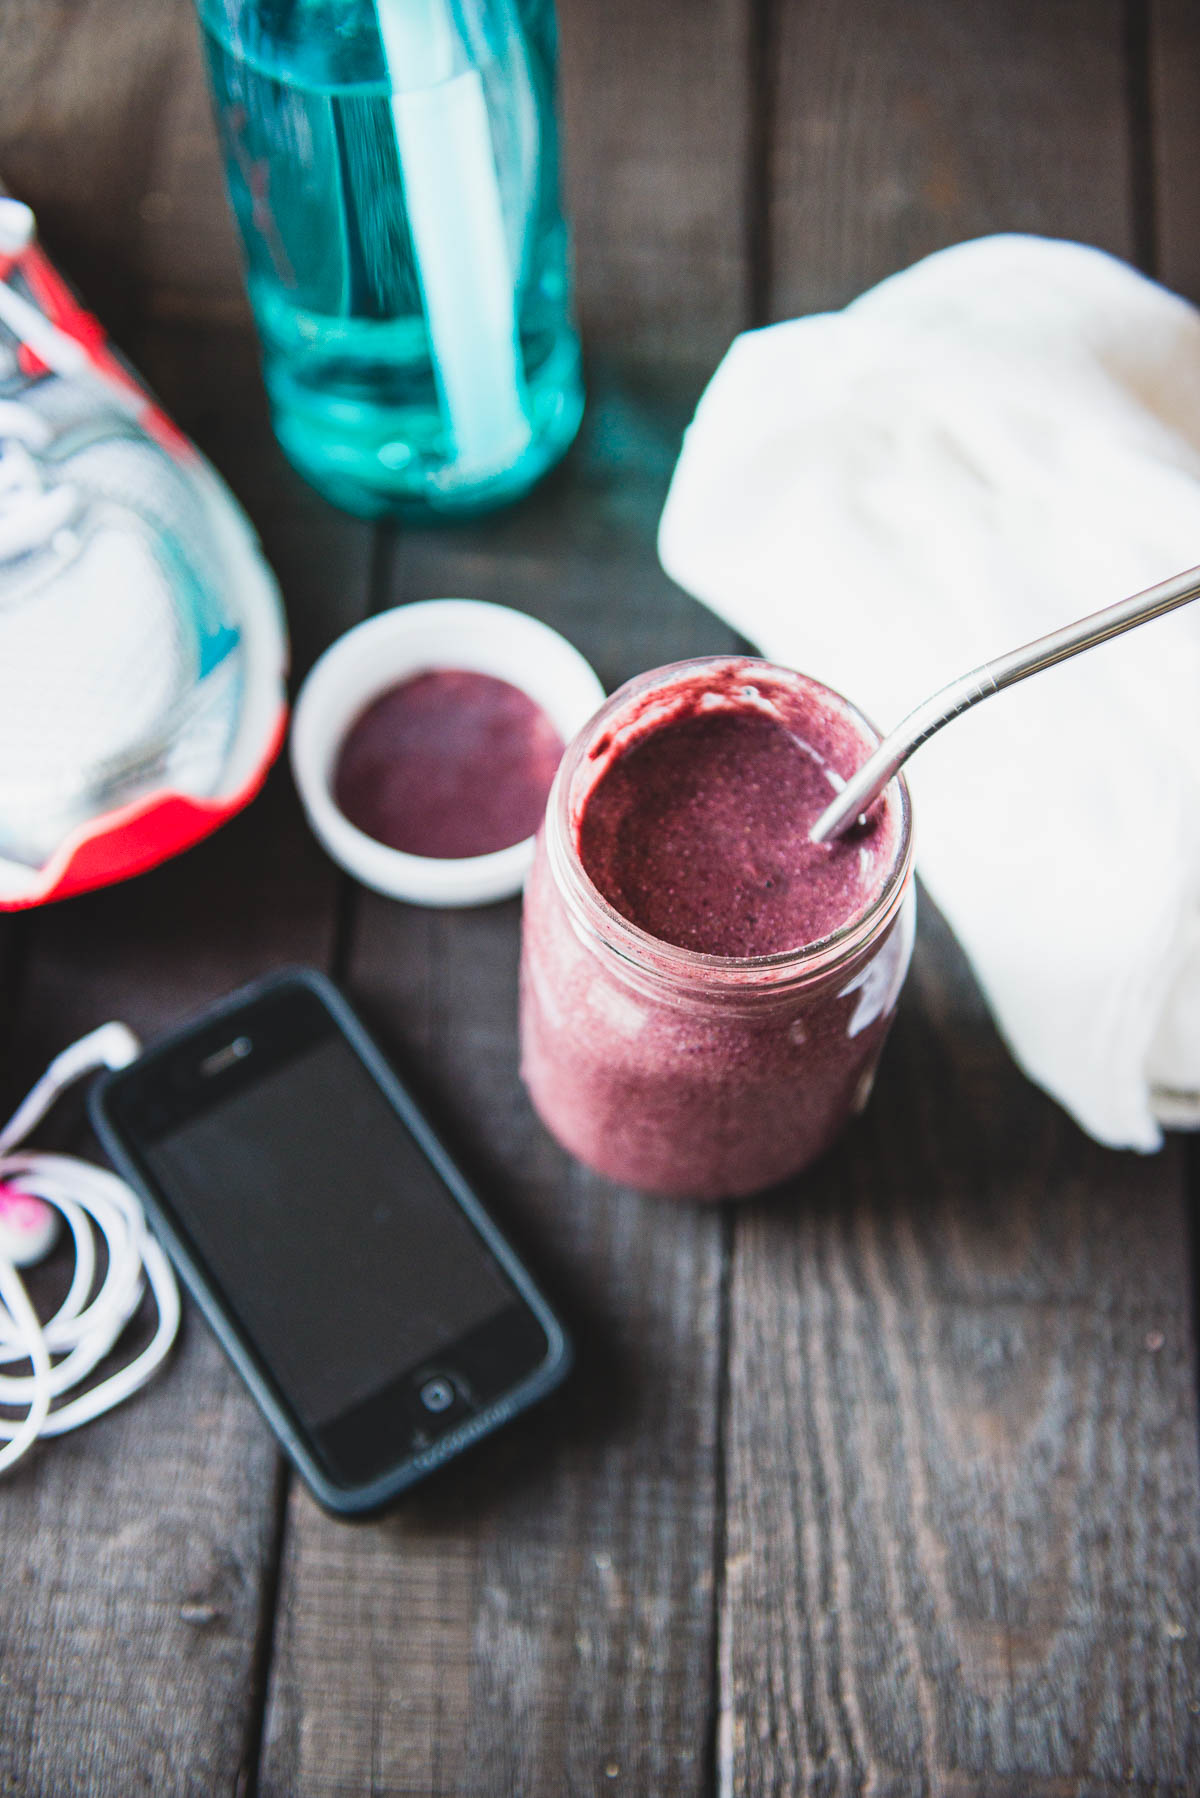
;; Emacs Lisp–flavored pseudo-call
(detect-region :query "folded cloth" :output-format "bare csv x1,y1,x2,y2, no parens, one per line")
658,234,1200,1151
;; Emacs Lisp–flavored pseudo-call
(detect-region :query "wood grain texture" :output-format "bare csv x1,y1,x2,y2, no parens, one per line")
0,0,247,333
0,323,371,1796
258,370,741,1798
134,4,250,329
767,0,1134,319
0,0,194,339
1149,0,1200,305
557,0,754,369
721,3,1200,1791
723,907,1200,1796
0,1309,282,1798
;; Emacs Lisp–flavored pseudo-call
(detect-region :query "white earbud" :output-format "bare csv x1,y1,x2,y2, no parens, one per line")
0,1024,180,1476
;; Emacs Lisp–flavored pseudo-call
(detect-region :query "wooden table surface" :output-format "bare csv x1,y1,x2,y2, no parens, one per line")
2,2,1200,1793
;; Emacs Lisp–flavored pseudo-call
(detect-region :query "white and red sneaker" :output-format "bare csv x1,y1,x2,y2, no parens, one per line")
0,195,287,908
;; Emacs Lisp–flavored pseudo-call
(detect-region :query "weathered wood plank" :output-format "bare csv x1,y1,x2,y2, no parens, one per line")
767,0,1134,320
725,907,1200,1796
0,0,248,333
0,323,372,1797
258,370,740,1798
1149,0,1200,306
136,1,251,330
0,0,186,339
558,0,753,369
722,3,1200,1791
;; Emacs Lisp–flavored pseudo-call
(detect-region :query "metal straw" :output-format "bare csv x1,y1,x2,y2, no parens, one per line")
810,562,1200,845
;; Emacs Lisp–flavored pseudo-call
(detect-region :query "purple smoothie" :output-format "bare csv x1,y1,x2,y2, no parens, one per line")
578,705,886,957
334,669,564,860
519,659,914,1199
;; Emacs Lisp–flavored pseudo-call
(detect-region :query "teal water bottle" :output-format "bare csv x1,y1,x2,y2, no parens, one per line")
195,0,584,518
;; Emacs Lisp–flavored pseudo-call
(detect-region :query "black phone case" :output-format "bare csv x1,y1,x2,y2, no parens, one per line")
88,965,572,1517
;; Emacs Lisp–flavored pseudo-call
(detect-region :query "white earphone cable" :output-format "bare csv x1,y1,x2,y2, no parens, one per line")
0,1024,180,1476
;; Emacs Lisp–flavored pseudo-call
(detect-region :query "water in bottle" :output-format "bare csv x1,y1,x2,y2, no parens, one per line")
196,0,584,517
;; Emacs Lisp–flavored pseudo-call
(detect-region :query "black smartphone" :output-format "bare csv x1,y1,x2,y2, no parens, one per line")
89,967,571,1516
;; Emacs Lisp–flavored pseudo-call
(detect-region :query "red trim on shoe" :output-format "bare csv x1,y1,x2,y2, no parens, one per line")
0,702,289,910
15,246,191,453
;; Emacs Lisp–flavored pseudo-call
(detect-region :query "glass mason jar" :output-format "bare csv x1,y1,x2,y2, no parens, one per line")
519,659,916,1200
194,0,583,518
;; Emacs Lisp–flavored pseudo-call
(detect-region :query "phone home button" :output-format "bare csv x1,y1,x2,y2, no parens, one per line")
418,1376,456,1415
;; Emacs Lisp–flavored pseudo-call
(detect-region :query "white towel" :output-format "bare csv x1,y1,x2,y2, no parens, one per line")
658,234,1200,1151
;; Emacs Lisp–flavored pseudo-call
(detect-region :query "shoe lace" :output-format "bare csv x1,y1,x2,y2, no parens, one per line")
0,399,77,564
0,214,137,568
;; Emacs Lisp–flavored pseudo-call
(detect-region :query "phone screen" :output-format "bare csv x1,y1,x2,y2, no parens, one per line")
107,982,551,1490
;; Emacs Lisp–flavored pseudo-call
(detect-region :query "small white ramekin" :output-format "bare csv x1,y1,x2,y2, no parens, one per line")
290,599,606,906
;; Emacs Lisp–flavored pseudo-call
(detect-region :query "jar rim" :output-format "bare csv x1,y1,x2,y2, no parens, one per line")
544,655,914,993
